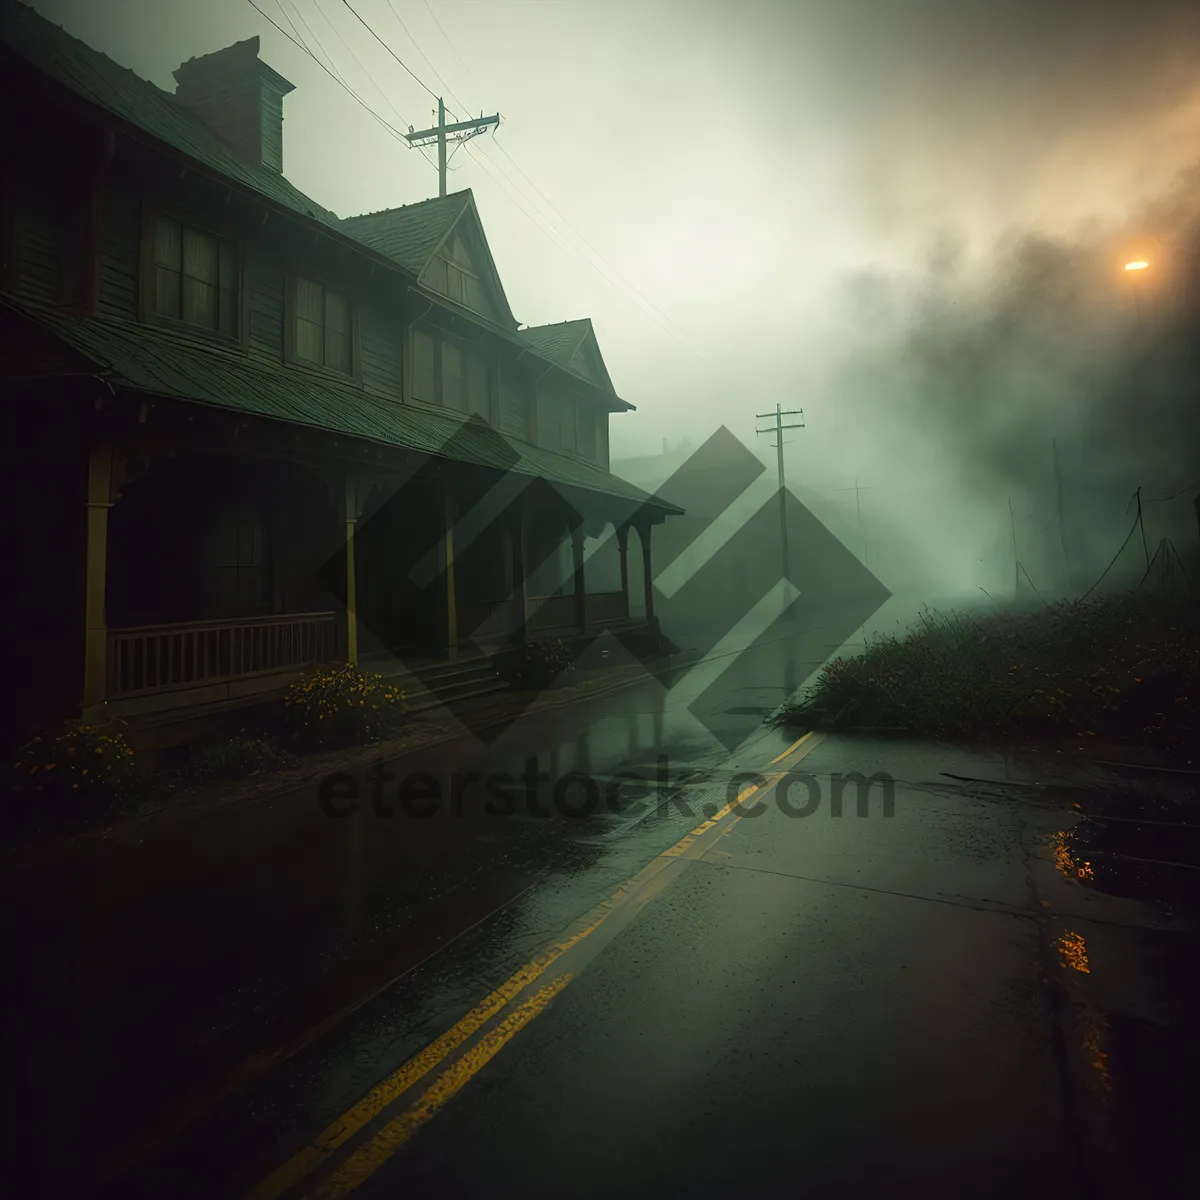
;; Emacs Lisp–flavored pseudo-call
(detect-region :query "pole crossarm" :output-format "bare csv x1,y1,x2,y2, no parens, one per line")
405,113,499,143
406,99,499,197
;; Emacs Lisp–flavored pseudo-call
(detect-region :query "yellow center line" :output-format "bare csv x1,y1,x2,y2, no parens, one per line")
767,730,816,766
244,730,824,1200
243,929,600,1200
304,975,574,1200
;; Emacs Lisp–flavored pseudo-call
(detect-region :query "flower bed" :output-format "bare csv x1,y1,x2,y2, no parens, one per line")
283,663,407,751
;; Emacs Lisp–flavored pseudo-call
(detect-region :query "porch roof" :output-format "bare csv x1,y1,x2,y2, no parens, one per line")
6,299,681,518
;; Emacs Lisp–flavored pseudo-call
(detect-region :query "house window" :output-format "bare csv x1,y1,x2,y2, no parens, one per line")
294,276,352,374
446,261,467,305
412,328,436,402
442,342,465,410
445,232,471,306
466,352,489,419
559,396,577,453
153,215,238,335
205,505,270,617
578,407,597,460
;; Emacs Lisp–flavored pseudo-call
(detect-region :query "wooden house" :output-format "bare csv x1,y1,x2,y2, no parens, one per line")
0,3,678,744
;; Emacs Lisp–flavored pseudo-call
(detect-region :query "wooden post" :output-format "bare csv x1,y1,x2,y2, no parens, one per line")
344,477,359,667
572,524,586,630
444,489,458,659
83,444,113,716
616,525,630,619
511,507,528,643
639,522,655,621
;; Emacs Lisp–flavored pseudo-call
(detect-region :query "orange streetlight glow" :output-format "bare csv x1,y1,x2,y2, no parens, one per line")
1124,260,1149,271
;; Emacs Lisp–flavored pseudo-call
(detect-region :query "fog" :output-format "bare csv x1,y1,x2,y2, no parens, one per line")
29,0,1200,607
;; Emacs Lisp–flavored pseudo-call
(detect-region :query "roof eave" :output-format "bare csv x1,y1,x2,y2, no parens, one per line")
7,44,424,290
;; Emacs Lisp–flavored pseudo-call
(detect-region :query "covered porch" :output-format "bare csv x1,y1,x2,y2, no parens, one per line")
80,423,667,732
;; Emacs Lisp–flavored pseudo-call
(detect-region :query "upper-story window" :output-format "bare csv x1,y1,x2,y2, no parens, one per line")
412,328,437,402
559,395,577,453
152,215,238,336
294,276,352,374
410,324,491,420
578,407,597,460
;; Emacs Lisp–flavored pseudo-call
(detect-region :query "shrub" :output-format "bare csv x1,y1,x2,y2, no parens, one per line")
186,733,298,784
8,722,139,829
283,664,407,750
774,593,1200,746
494,637,576,689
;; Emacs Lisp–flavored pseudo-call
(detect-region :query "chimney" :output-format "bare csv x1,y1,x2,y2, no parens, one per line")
173,37,295,173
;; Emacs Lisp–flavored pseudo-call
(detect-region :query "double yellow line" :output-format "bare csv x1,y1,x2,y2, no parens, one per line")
246,731,821,1200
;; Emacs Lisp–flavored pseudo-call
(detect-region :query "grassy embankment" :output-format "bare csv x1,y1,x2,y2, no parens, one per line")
775,592,1199,751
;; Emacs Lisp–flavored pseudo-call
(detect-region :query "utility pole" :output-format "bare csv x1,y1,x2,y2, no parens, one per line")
834,479,874,566
1051,439,1073,594
1008,495,1019,601
405,99,500,198
756,403,805,581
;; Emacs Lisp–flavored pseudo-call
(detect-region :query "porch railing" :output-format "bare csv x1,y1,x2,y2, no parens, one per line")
526,594,578,633
107,612,338,698
585,591,628,623
460,599,517,641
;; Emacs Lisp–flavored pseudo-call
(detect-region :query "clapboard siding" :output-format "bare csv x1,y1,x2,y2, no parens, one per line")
97,186,141,319
499,368,533,442
359,303,402,398
247,246,285,363
261,85,284,174
10,172,61,304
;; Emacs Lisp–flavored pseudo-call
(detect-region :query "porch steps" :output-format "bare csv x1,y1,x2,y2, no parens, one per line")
376,654,512,717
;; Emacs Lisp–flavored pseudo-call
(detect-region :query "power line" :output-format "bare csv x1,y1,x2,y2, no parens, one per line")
422,0,484,103
1145,478,1200,502
383,0,468,117
286,0,347,85
245,0,413,144
273,0,311,56
254,1,712,365
463,143,713,365
306,0,421,149
484,135,702,350
339,0,439,101
374,0,711,362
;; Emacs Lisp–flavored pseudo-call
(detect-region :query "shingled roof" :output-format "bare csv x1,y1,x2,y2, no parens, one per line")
339,193,471,275
520,318,617,395
4,296,678,516
0,2,341,229
519,319,591,367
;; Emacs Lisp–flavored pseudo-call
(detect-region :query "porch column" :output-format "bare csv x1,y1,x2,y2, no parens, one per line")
82,443,113,716
444,490,458,659
572,524,587,631
511,507,528,643
616,525,631,619
344,477,359,667
639,521,655,621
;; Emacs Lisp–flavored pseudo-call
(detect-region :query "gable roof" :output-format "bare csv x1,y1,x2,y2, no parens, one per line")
520,318,616,393
0,2,341,229
339,193,468,275
339,190,518,328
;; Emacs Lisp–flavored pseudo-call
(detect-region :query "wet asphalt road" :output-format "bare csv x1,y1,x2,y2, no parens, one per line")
313,734,1082,1200
6,639,1199,1198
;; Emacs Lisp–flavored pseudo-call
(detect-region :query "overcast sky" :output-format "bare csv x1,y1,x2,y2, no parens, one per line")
28,0,1200,596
